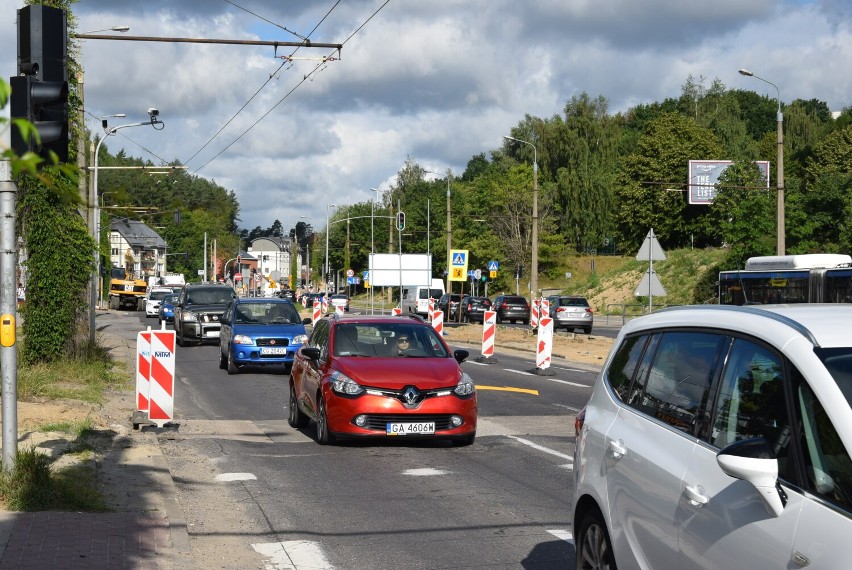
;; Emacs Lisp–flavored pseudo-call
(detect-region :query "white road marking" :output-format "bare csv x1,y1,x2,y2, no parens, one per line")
504,368,535,376
215,472,257,482
552,403,582,413
403,467,449,476
548,378,591,388
467,360,490,366
551,366,592,373
507,435,573,461
252,541,334,570
548,529,574,544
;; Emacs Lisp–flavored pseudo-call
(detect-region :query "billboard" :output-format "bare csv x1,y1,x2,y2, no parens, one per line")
368,253,433,287
688,160,770,205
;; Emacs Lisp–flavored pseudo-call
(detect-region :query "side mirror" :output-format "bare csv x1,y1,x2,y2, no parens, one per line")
453,349,470,364
302,318,312,325
716,438,787,517
301,347,321,361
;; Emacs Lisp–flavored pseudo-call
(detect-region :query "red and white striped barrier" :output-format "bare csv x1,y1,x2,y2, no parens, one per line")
536,316,554,370
431,309,444,335
392,306,402,316
428,298,435,321
321,296,329,314
335,303,345,316
136,329,176,427
540,298,550,322
530,298,540,329
481,310,496,358
301,296,307,307
312,300,321,324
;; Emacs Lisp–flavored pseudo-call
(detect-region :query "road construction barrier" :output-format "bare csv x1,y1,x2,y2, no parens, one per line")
531,298,540,329
322,296,329,314
536,316,554,370
481,310,496,358
312,301,321,324
428,298,435,321
392,306,402,316
335,303,345,316
432,310,444,335
136,328,176,427
540,299,550,322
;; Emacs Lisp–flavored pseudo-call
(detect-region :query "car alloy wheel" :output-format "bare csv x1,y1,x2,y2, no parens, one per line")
576,509,616,570
288,384,309,428
316,395,335,445
227,349,239,375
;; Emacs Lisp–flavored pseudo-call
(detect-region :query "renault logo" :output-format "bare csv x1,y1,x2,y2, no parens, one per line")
402,386,420,405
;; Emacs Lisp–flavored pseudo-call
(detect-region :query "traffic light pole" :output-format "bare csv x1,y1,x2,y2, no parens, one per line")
1,158,18,471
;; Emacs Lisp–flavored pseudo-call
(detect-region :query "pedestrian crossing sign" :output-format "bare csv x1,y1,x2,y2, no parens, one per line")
449,249,469,281
488,260,499,271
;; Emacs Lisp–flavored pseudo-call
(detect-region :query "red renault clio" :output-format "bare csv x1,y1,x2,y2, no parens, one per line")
289,314,477,446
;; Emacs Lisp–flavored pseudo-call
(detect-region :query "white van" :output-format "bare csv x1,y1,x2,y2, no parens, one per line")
401,278,445,317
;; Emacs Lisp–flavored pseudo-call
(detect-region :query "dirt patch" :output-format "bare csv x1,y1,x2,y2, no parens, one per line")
444,323,613,365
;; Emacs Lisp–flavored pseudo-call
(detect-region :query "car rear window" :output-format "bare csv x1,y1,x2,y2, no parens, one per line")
560,297,589,307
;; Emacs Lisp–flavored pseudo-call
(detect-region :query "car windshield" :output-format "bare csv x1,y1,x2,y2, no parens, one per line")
185,289,233,305
149,290,170,301
162,295,174,305
333,323,449,358
560,297,589,307
234,302,300,325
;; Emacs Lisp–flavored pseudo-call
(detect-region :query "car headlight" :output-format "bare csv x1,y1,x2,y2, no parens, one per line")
330,370,364,396
454,371,475,397
292,334,308,345
232,334,253,345
181,312,198,322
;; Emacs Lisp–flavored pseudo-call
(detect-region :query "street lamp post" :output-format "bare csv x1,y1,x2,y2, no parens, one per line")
503,135,539,296
89,110,164,344
325,203,336,291
739,68,784,255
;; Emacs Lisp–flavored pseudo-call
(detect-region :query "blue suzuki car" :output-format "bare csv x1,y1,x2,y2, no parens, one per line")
158,294,176,325
218,298,311,375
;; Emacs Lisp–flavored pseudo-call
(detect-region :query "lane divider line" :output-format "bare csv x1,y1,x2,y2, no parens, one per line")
507,435,573,461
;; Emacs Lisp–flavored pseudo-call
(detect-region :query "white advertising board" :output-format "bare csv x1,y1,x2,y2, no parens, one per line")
369,253,432,287
688,160,770,205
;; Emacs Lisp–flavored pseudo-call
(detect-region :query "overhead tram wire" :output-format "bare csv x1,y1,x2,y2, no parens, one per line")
223,0,309,41
187,0,391,176
184,0,344,169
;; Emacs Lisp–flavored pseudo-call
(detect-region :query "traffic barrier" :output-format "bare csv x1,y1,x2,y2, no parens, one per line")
392,306,402,316
481,310,496,358
321,296,329,314
135,331,151,413
531,298,540,329
428,298,435,321
301,296,307,307
135,329,176,427
335,303,345,316
536,316,554,372
431,309,444,335
312,300,321,324
540,299,550,322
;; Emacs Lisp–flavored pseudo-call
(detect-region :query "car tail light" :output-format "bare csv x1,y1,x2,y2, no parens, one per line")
575,406,586,437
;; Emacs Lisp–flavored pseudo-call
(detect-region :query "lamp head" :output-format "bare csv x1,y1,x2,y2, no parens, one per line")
738,69,754,77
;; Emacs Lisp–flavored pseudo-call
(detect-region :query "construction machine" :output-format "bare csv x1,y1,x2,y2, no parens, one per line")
108,267,148,310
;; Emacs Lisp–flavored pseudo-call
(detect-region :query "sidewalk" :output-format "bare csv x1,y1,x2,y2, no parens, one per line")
0,331,192,569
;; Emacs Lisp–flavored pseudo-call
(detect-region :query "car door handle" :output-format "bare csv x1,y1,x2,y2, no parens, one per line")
609,439,626,459
684,484,708,506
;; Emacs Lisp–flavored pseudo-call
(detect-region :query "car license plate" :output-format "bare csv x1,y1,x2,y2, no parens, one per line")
386,422,435,436
205,330,219,338
261,347,287,355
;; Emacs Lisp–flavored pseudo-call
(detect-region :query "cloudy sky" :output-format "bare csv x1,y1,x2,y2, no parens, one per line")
3,0,851,234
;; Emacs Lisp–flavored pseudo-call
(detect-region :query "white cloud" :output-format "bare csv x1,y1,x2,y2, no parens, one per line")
2,0,849,233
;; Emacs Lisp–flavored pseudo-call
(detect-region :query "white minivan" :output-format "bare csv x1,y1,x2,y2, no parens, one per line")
401,278,445,317
572,304,852,569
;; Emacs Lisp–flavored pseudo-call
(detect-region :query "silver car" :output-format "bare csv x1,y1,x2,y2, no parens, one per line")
547,295,593,333
572,304,852,569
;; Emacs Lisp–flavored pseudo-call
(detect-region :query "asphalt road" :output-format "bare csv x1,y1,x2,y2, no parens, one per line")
125,310,596,568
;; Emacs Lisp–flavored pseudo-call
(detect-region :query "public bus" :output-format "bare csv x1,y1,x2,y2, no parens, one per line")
718,254,852,305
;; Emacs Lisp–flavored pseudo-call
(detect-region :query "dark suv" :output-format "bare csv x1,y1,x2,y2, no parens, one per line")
460,296,492,323
174,283,235,346
493,295,530,324
437,293,463,321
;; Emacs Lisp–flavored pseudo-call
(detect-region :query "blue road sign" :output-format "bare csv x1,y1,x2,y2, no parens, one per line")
488,260,499,271
452,252,467,266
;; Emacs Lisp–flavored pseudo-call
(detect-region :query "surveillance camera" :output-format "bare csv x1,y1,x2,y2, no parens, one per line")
147,107,159,117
